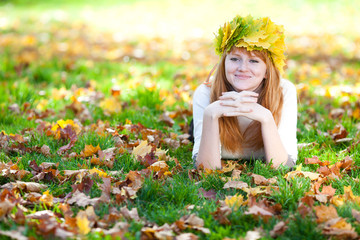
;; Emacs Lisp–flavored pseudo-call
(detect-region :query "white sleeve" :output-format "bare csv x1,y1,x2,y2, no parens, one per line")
192,84,211,158
278,79,298,164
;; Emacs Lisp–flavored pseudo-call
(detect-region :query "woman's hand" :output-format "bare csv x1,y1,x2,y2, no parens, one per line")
218,91,272,123
204,91,259,119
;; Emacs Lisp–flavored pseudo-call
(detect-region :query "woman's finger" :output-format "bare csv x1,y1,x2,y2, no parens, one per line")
223,109,253,117
221,91,258,98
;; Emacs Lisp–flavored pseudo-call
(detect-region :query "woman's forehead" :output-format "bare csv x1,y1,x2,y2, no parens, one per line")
229,47,259,57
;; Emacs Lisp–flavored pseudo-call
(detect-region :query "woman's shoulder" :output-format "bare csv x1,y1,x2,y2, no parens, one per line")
194,84,211,99
280,78,297,95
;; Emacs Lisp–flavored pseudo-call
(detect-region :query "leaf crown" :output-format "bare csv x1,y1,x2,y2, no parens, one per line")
214,15,286,75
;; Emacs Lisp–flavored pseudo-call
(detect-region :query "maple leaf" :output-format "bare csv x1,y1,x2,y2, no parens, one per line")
322,217,358,239
223,180,249,189
245,205,274,222
89,167,108,178
81,144,101,158
270,221,288,238
51,119,81,139
67,190,98,207
224,194,245,210
211,206,232,225
39,190,54,207
76,210,91,235
251,173,277,185
120,206,141,222
1,181,47,193
314,205,338,223
198,188,217,200
0,198,15,218
99,96,122,115
284,167,320,181
304,156,329,166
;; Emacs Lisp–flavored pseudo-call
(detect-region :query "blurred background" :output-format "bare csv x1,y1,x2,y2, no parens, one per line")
1,0,360,126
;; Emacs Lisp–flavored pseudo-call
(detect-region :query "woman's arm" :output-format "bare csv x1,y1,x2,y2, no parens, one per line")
195,91,258,169
220,92,291,168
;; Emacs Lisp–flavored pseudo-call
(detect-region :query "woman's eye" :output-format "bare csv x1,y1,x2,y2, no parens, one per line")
230,58,238,61
250,59,259,63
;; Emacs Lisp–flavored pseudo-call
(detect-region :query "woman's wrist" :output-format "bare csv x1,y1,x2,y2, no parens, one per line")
259,109,274,125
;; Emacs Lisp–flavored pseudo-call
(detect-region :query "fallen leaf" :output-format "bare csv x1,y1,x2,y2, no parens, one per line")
270,221,288,238
81,144,101,158
211,206,231,225
224,194,245,210
223,181,248,189
314,205,338,223
198,188,217,200
76,210,91,235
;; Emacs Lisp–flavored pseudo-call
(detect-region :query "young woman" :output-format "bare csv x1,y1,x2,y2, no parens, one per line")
192,15,298,169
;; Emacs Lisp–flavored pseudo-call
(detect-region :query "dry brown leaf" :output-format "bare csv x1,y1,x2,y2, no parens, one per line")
352,209,360,222
323,217,358,239
251,174,277,185
1,181,47,193
314,205,338,223
175,233,199,240
223,181,248,189
0,198,15,218
211,206,231,225
67,190,98,207
26,210,55,219
120,206,140,222
0,228,27,240
270,221,288,238
321,185,336,197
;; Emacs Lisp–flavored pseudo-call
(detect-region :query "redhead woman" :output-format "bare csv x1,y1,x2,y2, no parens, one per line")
192,15,298,170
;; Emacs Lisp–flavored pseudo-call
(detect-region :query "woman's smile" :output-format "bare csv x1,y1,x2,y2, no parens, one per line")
225,47,267,92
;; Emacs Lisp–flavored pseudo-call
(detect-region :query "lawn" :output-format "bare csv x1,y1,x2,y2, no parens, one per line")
1,0,360,239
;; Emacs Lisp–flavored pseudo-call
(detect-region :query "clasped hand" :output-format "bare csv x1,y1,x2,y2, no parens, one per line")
204,91,271,123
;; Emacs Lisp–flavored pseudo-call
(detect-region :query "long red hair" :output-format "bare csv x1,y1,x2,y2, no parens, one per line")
210,47,284,153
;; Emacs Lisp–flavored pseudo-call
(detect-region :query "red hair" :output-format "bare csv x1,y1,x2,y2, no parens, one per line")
210,47,283,153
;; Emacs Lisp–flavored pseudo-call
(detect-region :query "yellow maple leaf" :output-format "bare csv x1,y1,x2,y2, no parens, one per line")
76,211,91,235
132,140,152,159
224,194,244,211
330,195,345,207
99,97,122,114
82,144,101,158
344,186,356,201
89,167,107,177
39,190,54,207
51,119,81,139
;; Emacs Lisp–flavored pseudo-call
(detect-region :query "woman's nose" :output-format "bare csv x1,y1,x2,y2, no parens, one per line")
237,60,248,71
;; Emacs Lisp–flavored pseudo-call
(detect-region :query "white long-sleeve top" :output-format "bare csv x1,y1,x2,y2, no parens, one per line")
192,78,298,165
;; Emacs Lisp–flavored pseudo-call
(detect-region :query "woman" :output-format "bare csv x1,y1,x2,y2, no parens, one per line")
192,15,298,170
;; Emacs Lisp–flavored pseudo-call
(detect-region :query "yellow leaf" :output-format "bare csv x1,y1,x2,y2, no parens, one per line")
344,186,356,201
284,168,320,181
330,218,353,230
82,144,101,157
39,190,54,207
132,140,152,159
224,194,244,211
99,97,122,114
149,161,168,172
89,167,107,178
330,195,345,207
76,211,91,235
51,119,81,138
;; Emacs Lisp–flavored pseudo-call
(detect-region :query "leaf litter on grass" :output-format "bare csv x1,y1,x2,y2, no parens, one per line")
1,7,360,240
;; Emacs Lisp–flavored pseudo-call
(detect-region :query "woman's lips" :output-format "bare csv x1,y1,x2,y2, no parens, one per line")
234,74,251,79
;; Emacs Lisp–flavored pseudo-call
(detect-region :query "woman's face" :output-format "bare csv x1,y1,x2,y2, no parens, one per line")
225,48,267,92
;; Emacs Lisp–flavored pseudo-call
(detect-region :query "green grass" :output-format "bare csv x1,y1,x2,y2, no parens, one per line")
0,0,360,239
